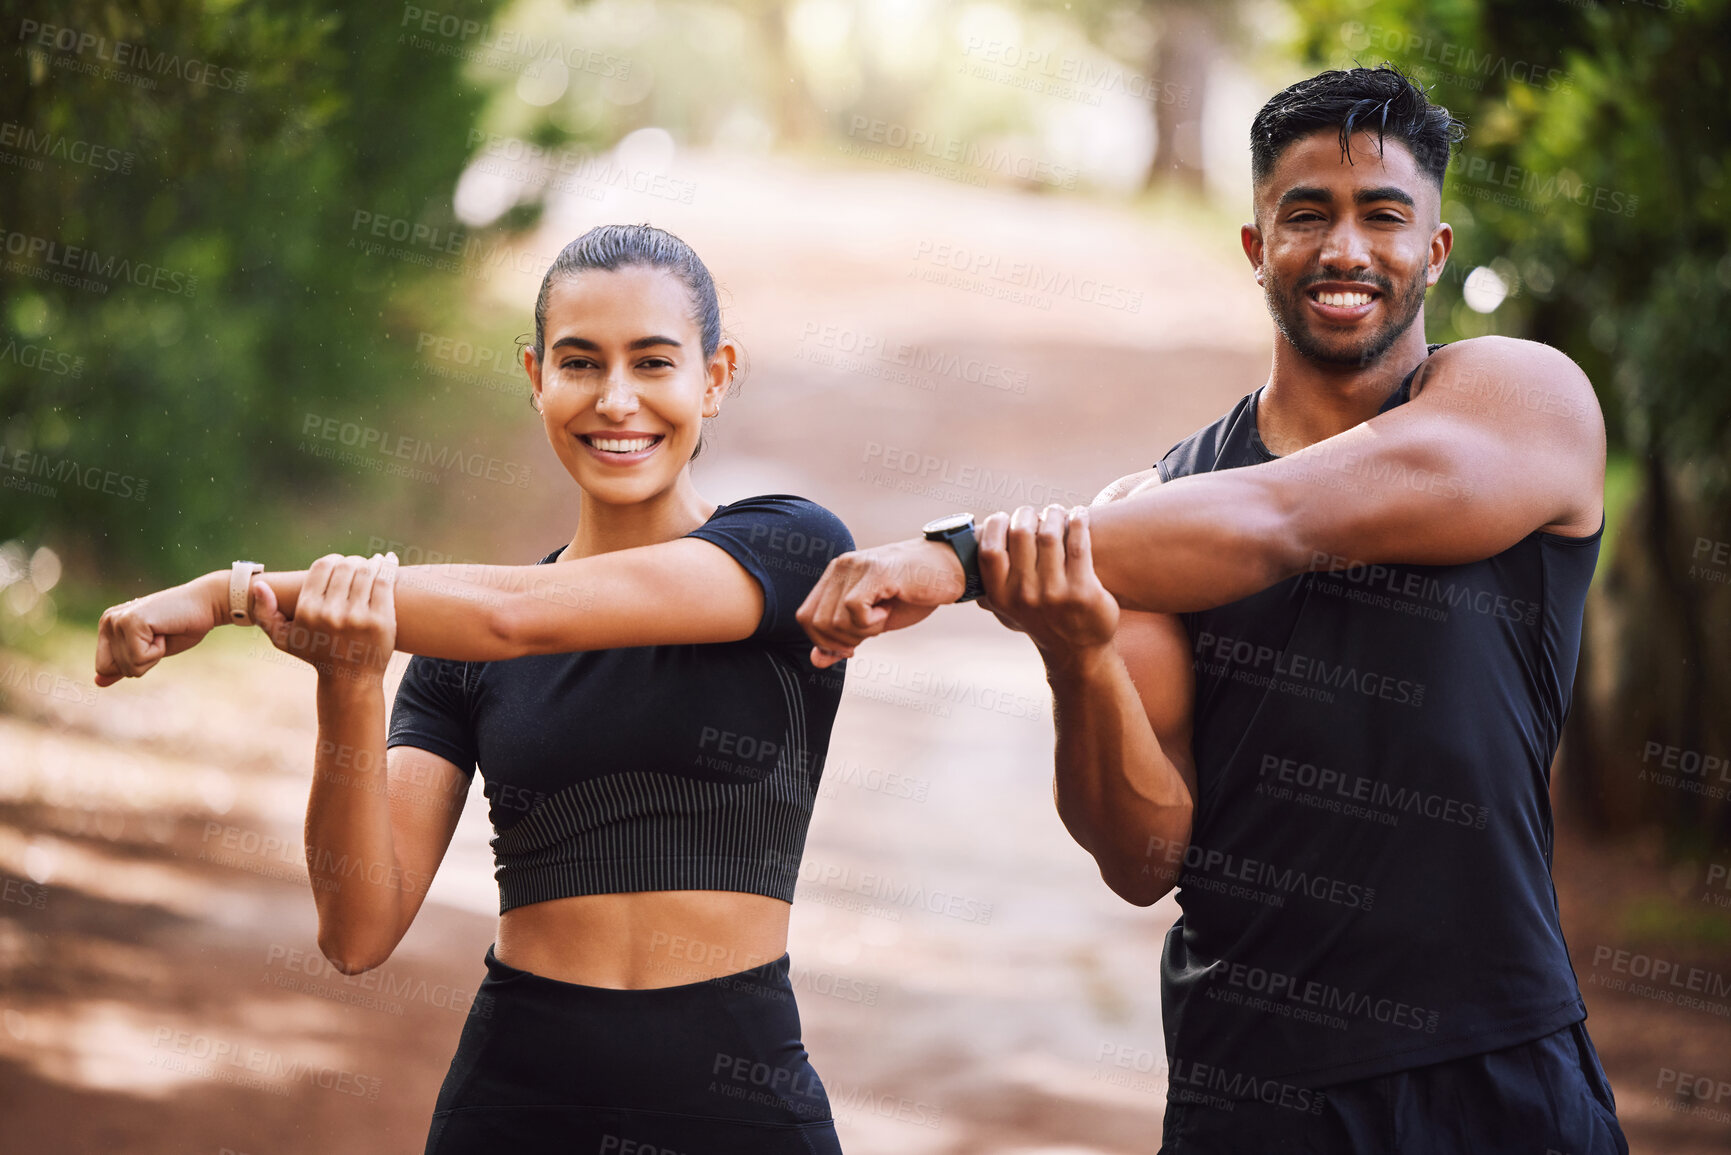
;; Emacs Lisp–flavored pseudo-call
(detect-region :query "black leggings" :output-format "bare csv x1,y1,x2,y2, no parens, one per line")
425,944,844,1154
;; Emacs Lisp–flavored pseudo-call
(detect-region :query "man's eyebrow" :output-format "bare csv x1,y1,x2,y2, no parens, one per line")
1277,185,1333,209
1274,185,1416,210
1356,185,1415,208
549,335,684,351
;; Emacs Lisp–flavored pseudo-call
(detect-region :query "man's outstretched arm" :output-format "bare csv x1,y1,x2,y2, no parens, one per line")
1087,336,1604,613
797,335,1604,658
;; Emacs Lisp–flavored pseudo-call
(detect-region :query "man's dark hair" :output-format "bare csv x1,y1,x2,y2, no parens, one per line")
1250,64,1465,190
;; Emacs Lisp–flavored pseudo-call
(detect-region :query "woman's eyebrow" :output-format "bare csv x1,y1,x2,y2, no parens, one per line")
549,335,683,351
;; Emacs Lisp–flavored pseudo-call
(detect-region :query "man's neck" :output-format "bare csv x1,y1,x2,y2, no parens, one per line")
1257,329,1432,457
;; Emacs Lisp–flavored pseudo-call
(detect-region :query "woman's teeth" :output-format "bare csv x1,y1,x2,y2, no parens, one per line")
587,436,659,452
1315,291,1374,308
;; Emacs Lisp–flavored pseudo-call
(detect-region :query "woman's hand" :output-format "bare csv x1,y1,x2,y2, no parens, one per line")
94,574,230,687
253,553,398,686
976,504,1120,664
795,537,962,667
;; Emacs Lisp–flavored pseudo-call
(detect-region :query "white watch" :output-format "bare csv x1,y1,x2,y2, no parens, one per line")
229,561,265,624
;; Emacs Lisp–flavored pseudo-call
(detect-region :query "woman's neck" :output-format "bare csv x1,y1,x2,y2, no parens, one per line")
561,477,718,561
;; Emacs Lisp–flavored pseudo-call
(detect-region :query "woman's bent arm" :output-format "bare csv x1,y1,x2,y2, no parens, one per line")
307,674,468,972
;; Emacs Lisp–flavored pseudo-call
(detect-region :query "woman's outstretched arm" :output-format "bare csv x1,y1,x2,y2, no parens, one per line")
284,537,770,657
95,538,770,684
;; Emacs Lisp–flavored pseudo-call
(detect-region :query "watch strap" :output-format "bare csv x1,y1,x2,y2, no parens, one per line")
949,524,984,603
229,561,264,624
923,523,984,603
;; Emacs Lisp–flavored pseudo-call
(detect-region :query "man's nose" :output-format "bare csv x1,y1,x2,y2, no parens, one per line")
1317,219,1373,272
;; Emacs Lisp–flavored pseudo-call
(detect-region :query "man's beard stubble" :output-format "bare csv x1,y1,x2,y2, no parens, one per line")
1265,263,1429,368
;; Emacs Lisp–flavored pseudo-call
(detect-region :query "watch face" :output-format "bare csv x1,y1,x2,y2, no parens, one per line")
922,512,974,535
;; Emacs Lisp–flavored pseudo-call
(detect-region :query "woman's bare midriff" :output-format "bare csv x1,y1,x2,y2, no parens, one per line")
494,890,793,988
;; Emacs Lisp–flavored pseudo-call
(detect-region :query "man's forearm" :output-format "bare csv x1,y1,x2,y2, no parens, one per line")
1047,645,1192,905
1085,471,1300,614
879,478,1299,619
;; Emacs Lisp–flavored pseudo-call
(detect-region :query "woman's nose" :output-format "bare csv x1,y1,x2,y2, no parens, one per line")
594,372,639,417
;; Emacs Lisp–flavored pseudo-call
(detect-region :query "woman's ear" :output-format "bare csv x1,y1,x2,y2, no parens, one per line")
523,345,544,411
704,340,739,418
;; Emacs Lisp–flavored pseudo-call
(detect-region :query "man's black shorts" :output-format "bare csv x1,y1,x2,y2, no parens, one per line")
1158,1020,1629,1154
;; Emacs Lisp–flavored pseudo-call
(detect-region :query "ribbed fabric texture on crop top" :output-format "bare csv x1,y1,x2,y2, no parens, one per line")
385,494,853,913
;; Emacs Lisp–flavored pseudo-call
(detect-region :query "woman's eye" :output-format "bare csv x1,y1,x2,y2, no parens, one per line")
560,359,596,372
639,358,674,370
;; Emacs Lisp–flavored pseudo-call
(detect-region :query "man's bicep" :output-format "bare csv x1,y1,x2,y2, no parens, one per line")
1099,470,1196,795
1113,609,1197,802
1270,338,1604,567
1406,337,1604,536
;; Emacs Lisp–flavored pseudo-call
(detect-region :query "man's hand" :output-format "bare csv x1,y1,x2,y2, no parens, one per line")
977,504,1120,666
94,571,230,686
796,536,968,668
254,553,398,687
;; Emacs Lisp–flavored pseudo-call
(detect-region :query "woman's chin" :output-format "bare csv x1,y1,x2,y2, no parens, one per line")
567,467,670,504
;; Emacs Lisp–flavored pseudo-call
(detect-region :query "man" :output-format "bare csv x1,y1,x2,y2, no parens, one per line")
797,66,1627,1153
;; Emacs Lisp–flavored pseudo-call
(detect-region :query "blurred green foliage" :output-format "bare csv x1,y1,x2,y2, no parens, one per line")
0,0,507,597
1289,0,1730,480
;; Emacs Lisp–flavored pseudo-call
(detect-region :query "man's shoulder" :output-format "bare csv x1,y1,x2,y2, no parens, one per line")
1414,336,1601,431
1418,335,1590,392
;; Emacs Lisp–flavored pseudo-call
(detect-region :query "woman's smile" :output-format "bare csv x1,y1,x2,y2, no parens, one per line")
576,430,666,465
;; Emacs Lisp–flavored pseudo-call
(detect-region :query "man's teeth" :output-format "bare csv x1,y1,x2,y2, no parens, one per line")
1315,291,1374,308
589,436,658,453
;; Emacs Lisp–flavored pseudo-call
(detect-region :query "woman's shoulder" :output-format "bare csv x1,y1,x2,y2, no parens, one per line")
700,494,855,552
713,492,844,517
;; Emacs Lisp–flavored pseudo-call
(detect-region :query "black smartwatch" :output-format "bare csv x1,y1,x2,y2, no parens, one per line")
922,513,984,603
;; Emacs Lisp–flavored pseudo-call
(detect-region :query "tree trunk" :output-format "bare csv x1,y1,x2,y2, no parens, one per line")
1145,2,1215,193
757,3,822,146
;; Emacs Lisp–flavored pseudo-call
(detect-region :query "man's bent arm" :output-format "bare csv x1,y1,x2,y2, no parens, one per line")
1087,337,1605,614
972,492,1197,906
1048,613,1196,906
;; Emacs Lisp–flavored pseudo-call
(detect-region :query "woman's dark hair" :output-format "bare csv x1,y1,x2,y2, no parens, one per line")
531,223,722,360
1249,64,1465,191
528,223,728,461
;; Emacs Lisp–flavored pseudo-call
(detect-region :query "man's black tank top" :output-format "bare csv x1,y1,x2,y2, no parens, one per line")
1154,344,1602,1092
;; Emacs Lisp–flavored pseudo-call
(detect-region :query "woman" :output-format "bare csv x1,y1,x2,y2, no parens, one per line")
94,224,854,1153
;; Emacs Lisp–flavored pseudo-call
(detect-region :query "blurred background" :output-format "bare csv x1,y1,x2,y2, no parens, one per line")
1,0,1728,1150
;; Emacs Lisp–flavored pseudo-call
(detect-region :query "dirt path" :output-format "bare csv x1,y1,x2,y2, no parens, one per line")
3,146,1724,1154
